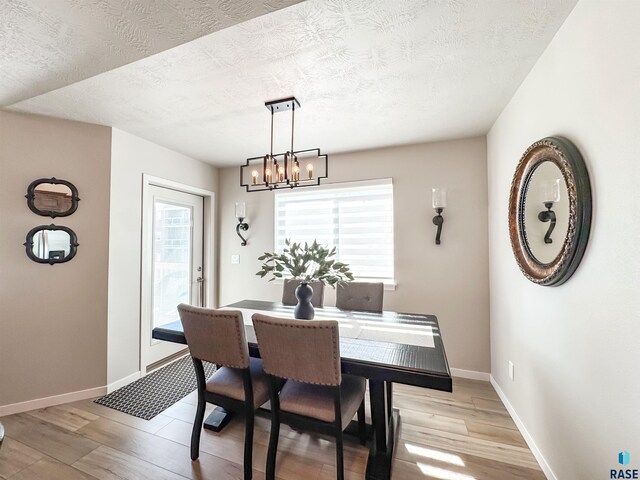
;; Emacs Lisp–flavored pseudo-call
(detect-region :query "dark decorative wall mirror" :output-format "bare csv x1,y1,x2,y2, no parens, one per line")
26,178,80,217
509,136,592,286
24,225,79,264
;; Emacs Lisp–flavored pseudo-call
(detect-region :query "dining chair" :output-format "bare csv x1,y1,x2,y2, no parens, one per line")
178,304,270,480
252,313,367,480
336,281,384,313
281,279,325,307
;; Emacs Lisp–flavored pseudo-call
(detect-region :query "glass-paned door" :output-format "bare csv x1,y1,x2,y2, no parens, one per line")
142,185,204,369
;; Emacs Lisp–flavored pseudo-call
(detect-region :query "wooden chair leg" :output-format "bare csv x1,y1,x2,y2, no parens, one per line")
244,410,254,480
266,411,280,480
190,397,206,460
335,429,344,480
357,399,367,445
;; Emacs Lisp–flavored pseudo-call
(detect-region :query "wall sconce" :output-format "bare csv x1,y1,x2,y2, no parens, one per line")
235,202,249,246
432,187,447,245
538,179,560,244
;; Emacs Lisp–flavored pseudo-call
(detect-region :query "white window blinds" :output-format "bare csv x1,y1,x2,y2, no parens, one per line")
275,179,394,282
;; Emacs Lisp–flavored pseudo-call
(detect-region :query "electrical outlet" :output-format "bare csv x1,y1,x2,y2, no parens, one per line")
509,361,515,381
231,254,240,264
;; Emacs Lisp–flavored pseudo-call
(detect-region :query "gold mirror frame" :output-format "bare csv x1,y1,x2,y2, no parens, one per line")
508,136,592,286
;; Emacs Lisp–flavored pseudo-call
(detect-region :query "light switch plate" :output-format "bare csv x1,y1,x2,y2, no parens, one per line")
231,255,240,264
508,361,514,381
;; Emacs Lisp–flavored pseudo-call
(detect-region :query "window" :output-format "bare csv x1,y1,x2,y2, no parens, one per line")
275,179,394,283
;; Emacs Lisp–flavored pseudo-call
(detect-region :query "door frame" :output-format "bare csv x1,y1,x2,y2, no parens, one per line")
140,174,216,373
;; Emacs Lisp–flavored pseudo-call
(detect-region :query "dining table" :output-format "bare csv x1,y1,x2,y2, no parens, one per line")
152,299,452,480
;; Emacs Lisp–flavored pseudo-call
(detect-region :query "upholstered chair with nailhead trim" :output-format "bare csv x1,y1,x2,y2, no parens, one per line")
252,313,367,480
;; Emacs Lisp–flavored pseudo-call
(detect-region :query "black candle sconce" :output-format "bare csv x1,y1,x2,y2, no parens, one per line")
235,202,249,246
432,187,447,245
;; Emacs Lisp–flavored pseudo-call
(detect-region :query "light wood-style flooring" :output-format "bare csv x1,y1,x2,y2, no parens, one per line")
0,378,545,479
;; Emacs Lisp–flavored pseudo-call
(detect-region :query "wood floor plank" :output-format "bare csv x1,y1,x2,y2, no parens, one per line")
466,420,529,448
73,445,187,480
160,401,215,424
0,437,44,479
0,413,100,465
397,407,469,436
394,394,519,430
67,399,174,434
27,405,99,432
8,458,98,480
76,416,245,480
471,396,509,414
395,438,546,480
400,422,541,470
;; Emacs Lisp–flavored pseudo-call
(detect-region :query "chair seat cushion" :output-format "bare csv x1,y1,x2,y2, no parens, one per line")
278,375,366,426
206,357,270,408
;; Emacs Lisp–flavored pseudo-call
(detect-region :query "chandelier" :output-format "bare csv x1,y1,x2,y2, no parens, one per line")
240,97,328,192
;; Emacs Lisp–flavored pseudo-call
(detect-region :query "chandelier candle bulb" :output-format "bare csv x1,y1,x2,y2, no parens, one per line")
251,170,258,185
307,163,313,179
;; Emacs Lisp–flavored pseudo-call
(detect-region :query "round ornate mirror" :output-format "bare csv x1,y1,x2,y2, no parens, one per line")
26,177,80,217
24,225,79,264
508,137,592,286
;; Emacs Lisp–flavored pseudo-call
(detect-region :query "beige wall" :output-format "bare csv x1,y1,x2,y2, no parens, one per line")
107,129,219,385
487,1,640,478
219,138,490,373
0,111,111,406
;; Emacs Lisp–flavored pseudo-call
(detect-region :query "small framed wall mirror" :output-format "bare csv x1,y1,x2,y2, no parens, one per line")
24,225,79,265
508,136,592,286
26,177,80,217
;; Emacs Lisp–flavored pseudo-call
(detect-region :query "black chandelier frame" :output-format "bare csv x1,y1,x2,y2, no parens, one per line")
240,97,328,192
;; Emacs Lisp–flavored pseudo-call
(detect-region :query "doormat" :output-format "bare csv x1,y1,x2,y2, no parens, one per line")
94,356,216,420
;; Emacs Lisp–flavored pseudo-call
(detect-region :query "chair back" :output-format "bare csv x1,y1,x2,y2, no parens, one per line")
178,304,249,369
336,281,384,312
282,279,325,307
252,314,341,386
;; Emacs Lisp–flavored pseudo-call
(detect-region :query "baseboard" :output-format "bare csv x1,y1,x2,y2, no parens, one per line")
0,385,107,417
450,368,491,381
107,371,141,394
490,375,556,480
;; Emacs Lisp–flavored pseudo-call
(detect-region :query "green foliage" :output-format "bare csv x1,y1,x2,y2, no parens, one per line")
256,238,354,287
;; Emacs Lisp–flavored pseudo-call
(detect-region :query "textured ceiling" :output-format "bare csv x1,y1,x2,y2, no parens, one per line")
5,0,577,166
0,0,301,105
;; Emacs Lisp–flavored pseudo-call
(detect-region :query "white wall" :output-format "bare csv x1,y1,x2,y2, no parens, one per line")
219,138,490,374
487,1,640,478
0,111,111,406
107,129,218,385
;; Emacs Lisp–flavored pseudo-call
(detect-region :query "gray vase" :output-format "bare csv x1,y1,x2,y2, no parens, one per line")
294,282,315,320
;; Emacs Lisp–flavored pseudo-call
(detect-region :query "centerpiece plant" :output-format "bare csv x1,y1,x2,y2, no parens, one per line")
257,239,354,319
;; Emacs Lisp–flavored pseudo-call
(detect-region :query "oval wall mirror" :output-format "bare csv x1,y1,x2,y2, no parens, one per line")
508,136,592,286
26,178,80,217
24,225,79,264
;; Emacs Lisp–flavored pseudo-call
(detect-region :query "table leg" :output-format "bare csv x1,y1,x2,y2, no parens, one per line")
366,379,399,480
203,407,233,432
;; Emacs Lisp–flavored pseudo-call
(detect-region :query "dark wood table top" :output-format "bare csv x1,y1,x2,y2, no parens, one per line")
153,300,452,392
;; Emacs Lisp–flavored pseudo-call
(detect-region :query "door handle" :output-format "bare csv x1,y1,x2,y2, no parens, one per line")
196,276,205,307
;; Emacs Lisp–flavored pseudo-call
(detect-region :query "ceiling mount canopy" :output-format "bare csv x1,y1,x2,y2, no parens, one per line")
240,96,328,192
